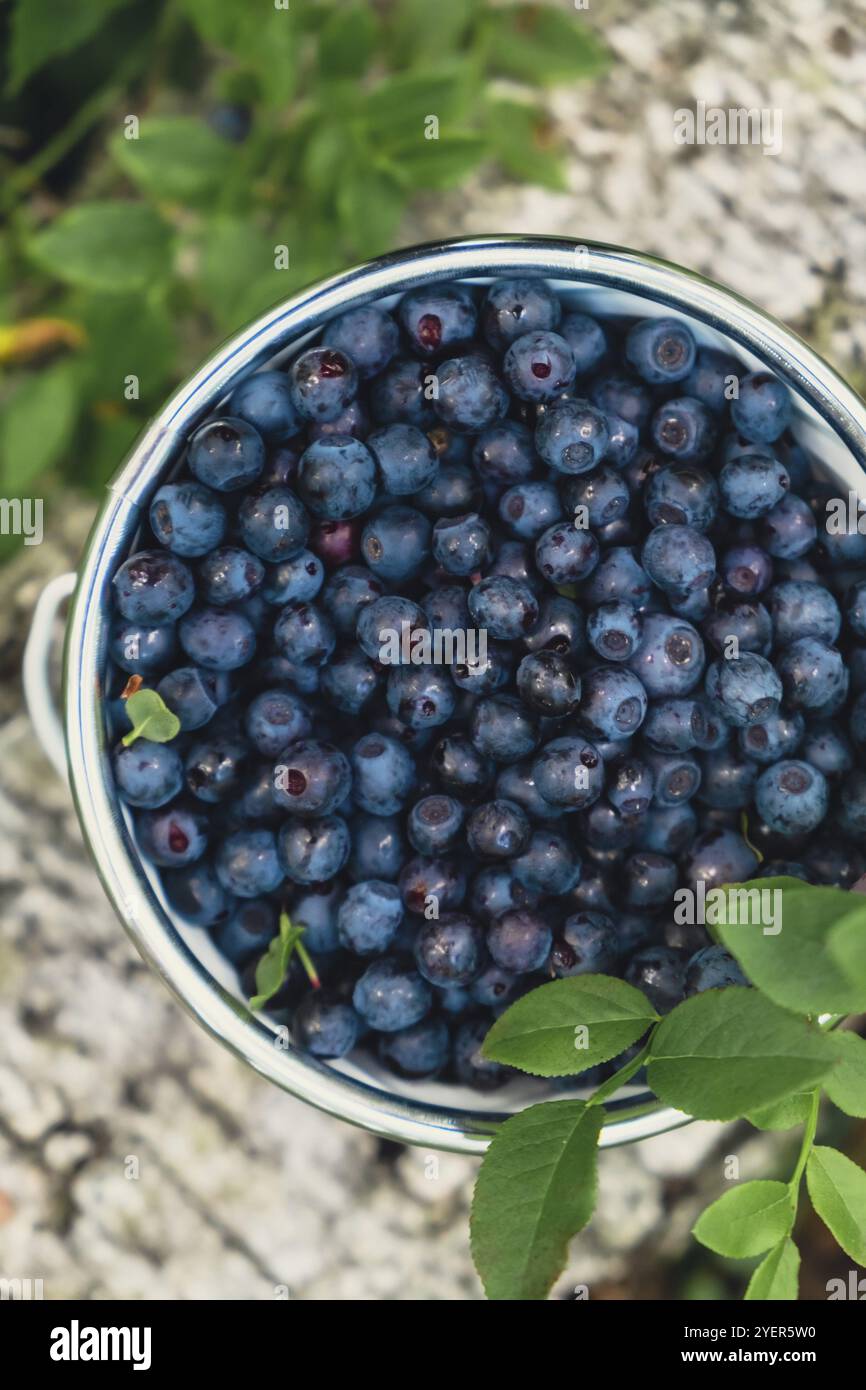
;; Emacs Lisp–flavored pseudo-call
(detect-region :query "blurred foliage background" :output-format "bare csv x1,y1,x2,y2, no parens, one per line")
0,0,608,547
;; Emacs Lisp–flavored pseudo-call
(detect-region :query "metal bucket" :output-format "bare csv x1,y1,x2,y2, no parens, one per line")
23,235,866,1154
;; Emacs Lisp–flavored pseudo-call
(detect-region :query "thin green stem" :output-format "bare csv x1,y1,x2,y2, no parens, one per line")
294,937,320,991
586,1030,657,1109
788,1088,820,1191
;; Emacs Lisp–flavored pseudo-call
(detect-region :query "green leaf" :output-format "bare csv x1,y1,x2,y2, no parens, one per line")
178,0,299,107
384,0,473,69
110,118,228,204
357,67,474,147
121,690,181,748
249,913,300,1011
386,132,488,192
483,4,610,86
806,1146,866,1264
318,5,379,79
483,99,569,192
27,203,173,293
482,975,657,1077
7,0,128,92
825,1031,866,1118
693,1181,795,1258
717,878,866,1015
0,361,78,490
746,1091,814,1131
77,291,176,403
829,909,866,996
744,1237,800,1301
336,165,406,260
198,215,283,332
470,1100,603,1300
646,988,837,1121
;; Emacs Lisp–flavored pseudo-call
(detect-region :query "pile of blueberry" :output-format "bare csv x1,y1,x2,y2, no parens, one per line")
108,273,866,1092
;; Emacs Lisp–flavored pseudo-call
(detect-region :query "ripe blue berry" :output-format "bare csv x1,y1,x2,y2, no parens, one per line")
188,418,266,491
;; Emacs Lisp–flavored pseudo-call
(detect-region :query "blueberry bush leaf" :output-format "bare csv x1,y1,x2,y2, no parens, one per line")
717,878,866,1015
744,1237,800,1301
7,0,129,92
746,1091,814,1132
646,988,837,1121
828,910,866,996
110,118,229,204
692,1181,795,1258
0,360,78,491
805,1146,866,1265
824,1031,866,1118
482,975,657,1077
482,3,610,85
27,202,174,294
121,690,181,748
470,1100,603,1300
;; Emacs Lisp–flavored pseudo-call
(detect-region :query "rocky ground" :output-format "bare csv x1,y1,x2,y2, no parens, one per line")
2,0,864,1300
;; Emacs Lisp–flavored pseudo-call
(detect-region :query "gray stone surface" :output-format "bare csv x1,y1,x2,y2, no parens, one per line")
2,0,863,1299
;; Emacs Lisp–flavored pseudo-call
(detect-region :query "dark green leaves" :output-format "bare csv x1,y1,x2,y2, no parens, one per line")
744,1238,800,1301
718,878,866,1015
121,690,181,748
483,100,569,192
249,911,319,1011
806,1147,866,1264
470,1101,603,1300
318,6,379,80
482,4,610,86
111,119,228,204
646,988,836,1121
0,361,78,490
483,975,657,1077
824,1031,866,1118
693,1181,795,1258
27,203,173,293
829,909,866,997
7,0,128,92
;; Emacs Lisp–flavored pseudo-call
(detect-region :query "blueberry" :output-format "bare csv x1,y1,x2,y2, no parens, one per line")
149,482,227,558
113,549,195,625
845,580,866,639
682,348,741,413
642,697,705,753
685,945,748,995
414,913,485,988
607,755,654,815
431,732,492,798
624,946,687,1013
215,828,283,897
386,665,456,729
769,581,841,647
289,346,359,422
470,866,536,922
625,317,696,385
228,370,299,443
561,466,630,529
487,539,543,592
702,597,772,657
215,899,277,967
399,282,477,357
704,652,782,727
362,505,431,582
350,733,415,814
399,855,466,916
327,304,399,378
578,666,648,740
470,962,522,1010
536,399,609,474
531,735,604,809
273,602,336,667
523,595,587,661
776,637,845,711
237,485,309,562
453,1016,511,1090
413,460,482,518
720,542,773,596
321,646,379,715
472,420,535,484
466,799,531,860
836,769,866,837
188,417,266,492
738,710,804,765
468,575,539,640
516,650,580,715
488,908,552,974
355,594,426,663
261,549,325,606
696,746,757,810
682,827,758,888
549,911,619,977
433,354,509,431
366,423,439,496
481,277,561,350
731,371,792,443
163,861,230,927
296,436,377,519
308,517,361,570
196,546,264,607
534,521,599,585
559,311,609,377
645,465,719,531
293,992,361,1058
650,396,716,462
185,733,248,804
801,721,853,778
622,851,678,909
407,795,464,856
471,693,539,764
719,453,790,519
644,750,701,806
494,760,562,821
109,619,177,676
642,524,716,595
503,330,577,402
278,814,350,883
369,355,434,428
136,802,208,867
591,373,654,429
273,738,351,817
337,880,403,956
245,689,311,756
759,494,816,559
605,411,640,468
113,739,183,809
353,955,433,1032
583,798,638,850
584,547,653,610
755,759,828,834
322,565,385,637
627,613,706,697
348,812,406,881
512,828,582,894
379,1016,450,1078
635,804,698,856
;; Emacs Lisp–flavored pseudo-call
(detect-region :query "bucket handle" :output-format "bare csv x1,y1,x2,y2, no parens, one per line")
22,571,76,783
